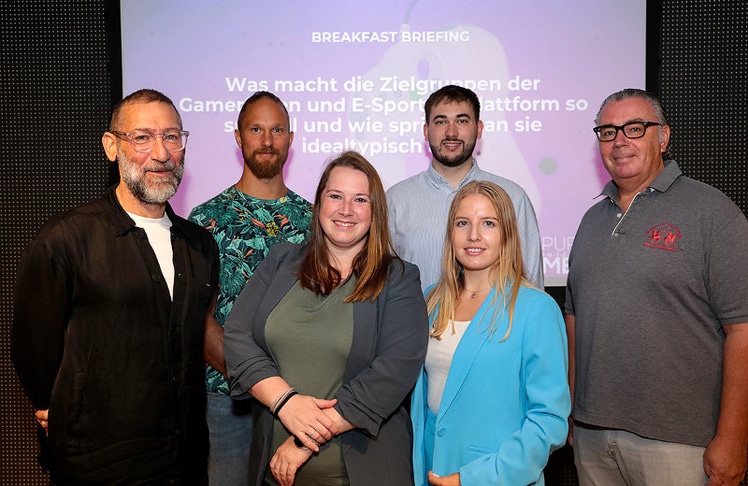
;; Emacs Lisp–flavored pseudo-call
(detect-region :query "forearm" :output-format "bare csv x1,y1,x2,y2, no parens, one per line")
703,323,748,485
204,315,225,376
326,406,355,435
12,250,69,409
715,323,748,447
250,376,294,407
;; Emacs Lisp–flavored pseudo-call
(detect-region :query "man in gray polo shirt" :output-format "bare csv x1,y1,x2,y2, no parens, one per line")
565,88,748,485
386,85,543,290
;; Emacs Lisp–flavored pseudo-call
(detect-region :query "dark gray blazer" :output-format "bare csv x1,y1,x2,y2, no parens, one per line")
224,242,428,486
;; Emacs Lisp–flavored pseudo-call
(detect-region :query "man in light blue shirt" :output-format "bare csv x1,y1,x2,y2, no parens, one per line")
387,85,543,290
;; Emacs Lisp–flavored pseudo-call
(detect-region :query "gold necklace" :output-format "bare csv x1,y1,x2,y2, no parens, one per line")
463,286,491,299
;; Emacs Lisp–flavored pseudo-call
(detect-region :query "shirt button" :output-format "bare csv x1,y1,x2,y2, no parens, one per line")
616,213,622,218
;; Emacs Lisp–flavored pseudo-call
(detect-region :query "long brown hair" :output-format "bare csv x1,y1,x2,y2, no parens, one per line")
426,181,529,341
297,151,398,302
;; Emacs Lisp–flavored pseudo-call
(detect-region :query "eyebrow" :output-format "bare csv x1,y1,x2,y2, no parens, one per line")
597,118,648,126
432,113,472,121
130,126,182,132
325,187,370,195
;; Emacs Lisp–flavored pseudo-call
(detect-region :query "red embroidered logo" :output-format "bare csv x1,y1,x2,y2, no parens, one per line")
645,223,681,252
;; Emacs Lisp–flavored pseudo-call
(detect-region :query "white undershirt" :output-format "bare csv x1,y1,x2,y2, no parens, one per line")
128,212,174,299
424,320,470,414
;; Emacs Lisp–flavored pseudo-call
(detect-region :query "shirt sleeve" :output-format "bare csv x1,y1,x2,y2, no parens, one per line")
223,247,283,397
334,262,430,436
11,227,71,409
514,192,544,289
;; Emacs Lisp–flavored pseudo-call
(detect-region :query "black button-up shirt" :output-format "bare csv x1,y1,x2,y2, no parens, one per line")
12,185,218,485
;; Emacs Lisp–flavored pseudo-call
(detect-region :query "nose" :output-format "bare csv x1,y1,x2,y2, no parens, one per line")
445,121,458,137
260,130,273,147
339,198,353,215
612,128,629,147
150,136,170,161
468,224,480,241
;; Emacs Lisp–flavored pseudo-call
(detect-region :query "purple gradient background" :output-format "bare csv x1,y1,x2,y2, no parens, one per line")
122,1,646,285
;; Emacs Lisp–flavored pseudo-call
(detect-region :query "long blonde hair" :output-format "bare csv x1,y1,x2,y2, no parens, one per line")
426,181,529,341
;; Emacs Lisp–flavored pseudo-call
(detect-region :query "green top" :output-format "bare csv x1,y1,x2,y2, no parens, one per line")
265,278,356,486
189,186,311,394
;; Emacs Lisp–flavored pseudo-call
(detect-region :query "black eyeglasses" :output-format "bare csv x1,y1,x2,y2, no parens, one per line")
109,129,190,153
592,121,661,142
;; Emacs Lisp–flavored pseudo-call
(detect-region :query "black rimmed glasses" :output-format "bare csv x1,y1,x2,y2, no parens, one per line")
109,129,190,153
592,121,661,142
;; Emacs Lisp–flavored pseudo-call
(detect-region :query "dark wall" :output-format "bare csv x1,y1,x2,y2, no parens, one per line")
1,2,115,483
659,2,747,216
1,1,746,484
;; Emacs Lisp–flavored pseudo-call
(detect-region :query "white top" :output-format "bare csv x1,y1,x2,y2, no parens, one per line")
424,320,470,414
128,212,174,299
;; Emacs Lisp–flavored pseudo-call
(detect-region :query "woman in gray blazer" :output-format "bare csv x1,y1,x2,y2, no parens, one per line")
225,151,429,486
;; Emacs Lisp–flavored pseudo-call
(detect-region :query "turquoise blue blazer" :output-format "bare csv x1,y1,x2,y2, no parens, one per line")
411,285,570,485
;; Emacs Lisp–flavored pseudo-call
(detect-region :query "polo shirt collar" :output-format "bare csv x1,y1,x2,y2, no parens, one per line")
598,159,682,199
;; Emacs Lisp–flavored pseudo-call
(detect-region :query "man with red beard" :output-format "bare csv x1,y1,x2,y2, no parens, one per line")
189,91,312,486
386,85,543,290
12,89,219,484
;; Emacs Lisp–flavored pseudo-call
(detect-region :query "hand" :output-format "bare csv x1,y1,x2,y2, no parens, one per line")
35,409,49,436
704,435,748,486
428,471,461,486
321,406,355,435
277,394,338,451
270,436,314,486
567,416,574,447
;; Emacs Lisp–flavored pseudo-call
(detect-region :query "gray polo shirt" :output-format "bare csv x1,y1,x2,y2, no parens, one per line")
565,160,748,447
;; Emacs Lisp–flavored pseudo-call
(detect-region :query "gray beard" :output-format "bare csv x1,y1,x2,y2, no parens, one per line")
119,151,184,205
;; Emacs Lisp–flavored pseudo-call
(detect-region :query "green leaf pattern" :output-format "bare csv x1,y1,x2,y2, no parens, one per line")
189,186,312,394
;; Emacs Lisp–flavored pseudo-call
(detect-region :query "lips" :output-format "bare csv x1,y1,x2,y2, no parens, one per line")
464,247,484,255
145,163,176,174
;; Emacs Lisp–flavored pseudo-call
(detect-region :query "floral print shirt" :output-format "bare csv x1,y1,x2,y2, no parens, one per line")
189,186,312,394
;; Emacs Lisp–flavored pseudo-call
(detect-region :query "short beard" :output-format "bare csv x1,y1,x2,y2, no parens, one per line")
429,138,476,168
119,150,184,205
245,150,285,179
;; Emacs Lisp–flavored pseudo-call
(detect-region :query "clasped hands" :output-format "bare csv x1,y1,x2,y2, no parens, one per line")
271,393,339,486
275,393,338,451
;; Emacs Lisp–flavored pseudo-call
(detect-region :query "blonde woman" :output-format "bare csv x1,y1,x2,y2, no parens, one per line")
411,180,570,486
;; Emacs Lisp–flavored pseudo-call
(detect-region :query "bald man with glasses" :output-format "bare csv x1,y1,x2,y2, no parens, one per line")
565,88,748,486
12,89,219,485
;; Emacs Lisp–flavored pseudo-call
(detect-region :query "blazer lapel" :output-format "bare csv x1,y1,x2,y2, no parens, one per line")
436,292,495,420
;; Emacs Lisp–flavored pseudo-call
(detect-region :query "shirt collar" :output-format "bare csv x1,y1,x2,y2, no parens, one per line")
105,184,178,236
426,158,479,189
598,159,682,199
